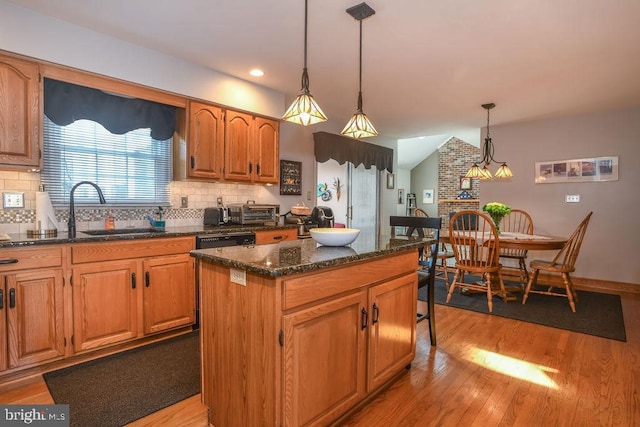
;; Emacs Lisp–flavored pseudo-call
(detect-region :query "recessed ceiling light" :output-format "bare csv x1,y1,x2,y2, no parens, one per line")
250,69,264,77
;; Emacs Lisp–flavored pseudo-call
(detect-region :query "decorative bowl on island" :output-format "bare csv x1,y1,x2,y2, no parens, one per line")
310,228,360,246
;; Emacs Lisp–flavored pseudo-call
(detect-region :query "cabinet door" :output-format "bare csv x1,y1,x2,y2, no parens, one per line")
0,54,40,168
72,260,139,352
224,110,254,181
188,101,225,179
142,254,195,334
253,117,279,184
367,273,417,391
283,291,368,426
5,269,64,369
254,228,298,245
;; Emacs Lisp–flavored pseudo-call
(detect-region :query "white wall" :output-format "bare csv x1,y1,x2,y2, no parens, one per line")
480,106,640,285
411,151,439,217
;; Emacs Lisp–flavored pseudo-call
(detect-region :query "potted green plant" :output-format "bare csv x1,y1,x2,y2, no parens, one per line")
482,202,511,234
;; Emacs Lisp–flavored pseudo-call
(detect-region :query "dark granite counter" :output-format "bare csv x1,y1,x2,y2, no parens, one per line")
0,224,297,248
190,235,433,278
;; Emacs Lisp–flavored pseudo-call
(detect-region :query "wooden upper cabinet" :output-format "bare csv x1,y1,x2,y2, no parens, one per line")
188,101,225,179
0,54,40,169
253,117,279,184
224,110,254,182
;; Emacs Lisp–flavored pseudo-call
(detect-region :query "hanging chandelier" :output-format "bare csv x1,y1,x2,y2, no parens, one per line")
282,0,327,126
466,103,513,179
341,2,378,139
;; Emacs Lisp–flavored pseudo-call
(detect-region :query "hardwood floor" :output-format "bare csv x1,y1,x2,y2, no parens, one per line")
1,289,638,426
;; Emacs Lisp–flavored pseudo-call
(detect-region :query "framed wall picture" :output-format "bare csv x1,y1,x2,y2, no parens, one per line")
422,189,434,204
279,160,302,195
386,173,395,189
460,176,472,190
398,188,404,205
534,156,619,183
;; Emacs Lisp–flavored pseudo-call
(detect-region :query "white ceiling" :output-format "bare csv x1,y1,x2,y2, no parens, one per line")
8,0,640,168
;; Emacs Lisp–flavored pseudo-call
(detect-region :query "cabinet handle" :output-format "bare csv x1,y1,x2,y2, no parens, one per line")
9,288,15,309
256,163,261,175
372,303,379,324
131,272,136,289
248,162,253,174
145,271,150,287
190,156,195,169
272,235,284,241
0,289,3,310
0,259,18,265
360,307,368,330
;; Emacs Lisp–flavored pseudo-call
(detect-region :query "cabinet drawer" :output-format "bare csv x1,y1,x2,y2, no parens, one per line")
71,237,194,264
282,251,417,310
0,246,63,272
255,228,298,244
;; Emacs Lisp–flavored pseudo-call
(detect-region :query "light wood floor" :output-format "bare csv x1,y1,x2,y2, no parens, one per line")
2,289,638,426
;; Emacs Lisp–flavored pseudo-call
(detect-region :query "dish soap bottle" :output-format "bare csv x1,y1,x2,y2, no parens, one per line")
105,211,116,230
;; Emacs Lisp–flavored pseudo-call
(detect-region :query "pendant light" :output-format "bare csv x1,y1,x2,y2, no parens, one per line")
466,103,513,179
341,2,378,139
282,0,327,126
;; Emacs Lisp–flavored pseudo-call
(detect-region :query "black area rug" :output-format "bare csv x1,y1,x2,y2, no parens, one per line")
420,276,626,342
44,330,200,427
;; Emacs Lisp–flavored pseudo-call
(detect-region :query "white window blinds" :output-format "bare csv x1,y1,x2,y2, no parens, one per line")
42,116,173,206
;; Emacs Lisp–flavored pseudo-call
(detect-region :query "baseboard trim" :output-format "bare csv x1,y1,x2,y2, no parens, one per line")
500,267,639,295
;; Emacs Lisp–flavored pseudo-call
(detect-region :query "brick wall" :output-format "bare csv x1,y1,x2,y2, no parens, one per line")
437,137,480,230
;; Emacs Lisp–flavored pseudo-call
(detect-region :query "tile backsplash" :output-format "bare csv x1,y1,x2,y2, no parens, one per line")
0,171,277,234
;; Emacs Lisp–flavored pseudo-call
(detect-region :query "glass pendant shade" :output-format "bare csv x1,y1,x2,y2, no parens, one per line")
341,110,378,139
494,163,513,178
282,0,326,126
282,89,327,126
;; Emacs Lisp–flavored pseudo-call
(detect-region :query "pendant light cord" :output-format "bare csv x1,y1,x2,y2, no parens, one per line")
357,19,363,112
301,0,310,92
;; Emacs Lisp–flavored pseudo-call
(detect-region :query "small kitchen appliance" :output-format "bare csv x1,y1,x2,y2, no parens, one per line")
283,212,318,239
311,206,335,228
204,207,229,226
227,203,279,225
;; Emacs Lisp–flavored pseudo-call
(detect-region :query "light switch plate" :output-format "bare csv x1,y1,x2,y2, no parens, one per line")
3,192,25,209
565,194,580,203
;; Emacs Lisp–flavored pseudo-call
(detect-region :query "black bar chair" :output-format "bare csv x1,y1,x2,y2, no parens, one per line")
390,215,442,346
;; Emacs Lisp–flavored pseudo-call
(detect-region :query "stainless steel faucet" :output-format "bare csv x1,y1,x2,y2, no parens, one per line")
68,181,106,238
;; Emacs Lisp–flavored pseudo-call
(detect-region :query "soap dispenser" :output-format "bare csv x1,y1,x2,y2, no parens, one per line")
105,211,116,230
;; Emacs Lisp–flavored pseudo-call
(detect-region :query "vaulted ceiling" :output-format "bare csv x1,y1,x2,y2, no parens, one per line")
8,0,640,157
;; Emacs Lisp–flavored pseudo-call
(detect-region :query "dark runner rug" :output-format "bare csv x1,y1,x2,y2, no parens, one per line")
44,330,200,427
419,276,626,342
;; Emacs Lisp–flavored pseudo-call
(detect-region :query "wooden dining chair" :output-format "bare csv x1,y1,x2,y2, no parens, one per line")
414,208,454,291
389,215,441,346
447,210,508,312
522,212,593,312
499,209,534,287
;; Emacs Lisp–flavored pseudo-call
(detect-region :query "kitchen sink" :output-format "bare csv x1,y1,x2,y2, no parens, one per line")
80,228,165,236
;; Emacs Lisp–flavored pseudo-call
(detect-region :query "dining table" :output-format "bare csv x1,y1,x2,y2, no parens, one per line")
440,230,568,300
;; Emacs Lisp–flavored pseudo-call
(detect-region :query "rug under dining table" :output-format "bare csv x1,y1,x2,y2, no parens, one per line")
419,275,626,342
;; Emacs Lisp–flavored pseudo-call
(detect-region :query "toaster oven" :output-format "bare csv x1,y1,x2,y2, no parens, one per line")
227,204,279,225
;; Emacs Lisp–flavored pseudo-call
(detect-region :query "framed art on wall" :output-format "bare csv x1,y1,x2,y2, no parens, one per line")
534,156,619,184
422,189,434,204
279,160,302,195
460,176,472,190
386,173,395,189
398,188,404,205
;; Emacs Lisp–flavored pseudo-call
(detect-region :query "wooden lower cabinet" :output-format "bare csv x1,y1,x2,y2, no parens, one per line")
0,269,65,371
143,254,195,334
199,250,417,427
71,260,139,352
255,228,298,244
0,246,65,373
70,237,196,354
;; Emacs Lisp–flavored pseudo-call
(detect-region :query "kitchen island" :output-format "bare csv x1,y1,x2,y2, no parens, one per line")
191,235,432,427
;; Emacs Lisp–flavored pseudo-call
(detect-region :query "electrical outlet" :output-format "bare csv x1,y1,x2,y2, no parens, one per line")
230,269,246,286
306,191,312,201
217,197,223,207
2,192,25,209
180,196,188,208
565,194,580,203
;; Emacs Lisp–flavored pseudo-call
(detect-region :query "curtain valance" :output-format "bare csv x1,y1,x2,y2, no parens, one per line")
44,78,176,140
313,131,393,172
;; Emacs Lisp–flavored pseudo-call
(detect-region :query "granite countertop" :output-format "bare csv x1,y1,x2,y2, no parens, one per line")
0,224,297,248
190,235,434,278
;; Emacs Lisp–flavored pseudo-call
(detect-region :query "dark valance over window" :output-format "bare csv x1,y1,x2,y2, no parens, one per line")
313,131,393,172
44,78,177,140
